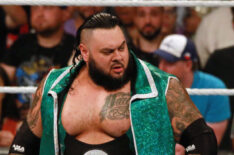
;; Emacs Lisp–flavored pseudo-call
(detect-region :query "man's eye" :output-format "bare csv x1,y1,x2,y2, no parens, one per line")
138,12,145,17
119,46,125,51
103,50,113,55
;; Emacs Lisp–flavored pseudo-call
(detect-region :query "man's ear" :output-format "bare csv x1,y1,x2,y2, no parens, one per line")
185,60,193,71
79,43,89,62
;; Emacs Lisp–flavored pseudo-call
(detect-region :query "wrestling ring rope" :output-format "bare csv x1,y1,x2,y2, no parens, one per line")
0,87,234,96
0,0,234,7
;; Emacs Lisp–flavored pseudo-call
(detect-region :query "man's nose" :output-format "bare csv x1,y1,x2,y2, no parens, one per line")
144,15,152,24
112,51,123,61
33,7,44,17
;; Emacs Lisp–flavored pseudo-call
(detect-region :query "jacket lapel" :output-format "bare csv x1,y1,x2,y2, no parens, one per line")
130,57,158,103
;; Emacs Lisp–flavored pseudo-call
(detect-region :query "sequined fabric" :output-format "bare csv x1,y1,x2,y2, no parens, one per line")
127,59,175,155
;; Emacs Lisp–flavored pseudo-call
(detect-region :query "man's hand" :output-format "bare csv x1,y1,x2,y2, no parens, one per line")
175,143,185,155
0,130,14,147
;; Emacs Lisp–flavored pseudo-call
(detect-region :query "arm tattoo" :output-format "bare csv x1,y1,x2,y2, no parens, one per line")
100,92,130,122
166,78,202,142
27,77,45,130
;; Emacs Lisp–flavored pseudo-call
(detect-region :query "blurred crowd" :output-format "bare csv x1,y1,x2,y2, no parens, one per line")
0,5,234,154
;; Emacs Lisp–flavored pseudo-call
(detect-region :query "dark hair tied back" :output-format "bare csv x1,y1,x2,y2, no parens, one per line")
72,13,121,66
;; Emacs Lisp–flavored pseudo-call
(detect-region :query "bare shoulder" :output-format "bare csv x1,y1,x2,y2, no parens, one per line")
166,77,202,142
26,77,46,137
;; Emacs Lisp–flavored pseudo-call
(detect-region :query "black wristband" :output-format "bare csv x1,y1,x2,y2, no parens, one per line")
180,118,217,155
9,120,40,155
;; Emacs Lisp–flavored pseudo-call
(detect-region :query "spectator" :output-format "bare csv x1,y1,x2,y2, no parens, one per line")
130,7,163,66
182,7,201,40
161,7,177,36
194,7,234,68
0,67,20,147
204,11,234,149
64,6,105,36
0,6,75,117
204,45,234,153
0,6,28,61
157,34,231,148
114,7,138,41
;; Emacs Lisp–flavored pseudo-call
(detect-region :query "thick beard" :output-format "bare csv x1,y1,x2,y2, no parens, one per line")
88,54,134,91
139,28,161,41
36,25,61,37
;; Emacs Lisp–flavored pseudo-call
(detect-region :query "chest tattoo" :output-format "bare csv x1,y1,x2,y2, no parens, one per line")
100,92,131,122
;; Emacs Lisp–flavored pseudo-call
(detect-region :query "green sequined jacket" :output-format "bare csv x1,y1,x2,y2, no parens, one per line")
39,54,175,155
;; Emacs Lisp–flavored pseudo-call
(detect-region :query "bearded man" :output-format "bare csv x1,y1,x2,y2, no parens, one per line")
9,13,217,155
130,7,164,66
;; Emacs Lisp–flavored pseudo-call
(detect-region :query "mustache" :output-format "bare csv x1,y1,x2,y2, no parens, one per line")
143,24,155,29
111,62,124,68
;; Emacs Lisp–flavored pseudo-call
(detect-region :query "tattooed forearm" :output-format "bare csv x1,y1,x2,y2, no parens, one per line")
166,78,202,142
100,92,130,122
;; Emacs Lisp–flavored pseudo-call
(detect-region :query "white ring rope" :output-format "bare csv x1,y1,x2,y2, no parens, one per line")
186,88,234,96
0,87,234,95
0,0,234,7
0,86,36,94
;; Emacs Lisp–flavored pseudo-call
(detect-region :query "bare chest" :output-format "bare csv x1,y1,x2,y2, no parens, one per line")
61,91,131,138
